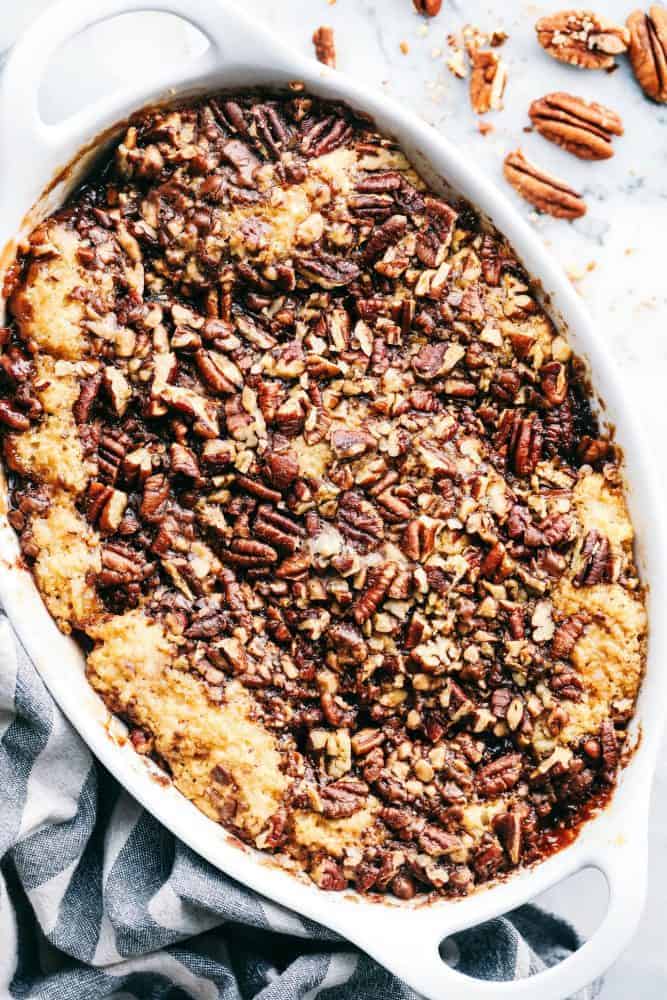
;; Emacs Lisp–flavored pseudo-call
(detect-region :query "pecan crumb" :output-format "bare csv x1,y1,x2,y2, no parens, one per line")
312,25,336,68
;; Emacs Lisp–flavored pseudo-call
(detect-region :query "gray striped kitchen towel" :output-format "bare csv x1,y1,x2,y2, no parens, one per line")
0,613,599,999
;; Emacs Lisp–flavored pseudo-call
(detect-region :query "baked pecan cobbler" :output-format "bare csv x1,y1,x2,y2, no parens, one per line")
0,92,646,900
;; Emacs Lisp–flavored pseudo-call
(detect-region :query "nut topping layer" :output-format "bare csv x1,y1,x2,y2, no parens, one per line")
0,92,645,902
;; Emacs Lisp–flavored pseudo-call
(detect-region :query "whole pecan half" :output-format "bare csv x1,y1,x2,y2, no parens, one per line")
351,561,397,624
493,811,522,864
476,753,523,797
627,6,667,103
222,537,279,568
535,10,630,70
0,400,31,431
413,0,443,15
320,778,368,819
573,529,613,586
552,612,590,659
599,718,619,779
529,92,623,160
295,252,360,289
312,26,336,68
503,149,586,220
469,48,508,114
497,409,544,476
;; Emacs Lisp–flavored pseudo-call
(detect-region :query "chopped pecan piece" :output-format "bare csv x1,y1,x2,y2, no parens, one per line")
169,443,200,481
220,139,260,187
473,840,505,879
599,718,619,779
73,372,103,424
577,435,611,466
103,366,132,416
419,826,463,857
97,433,127,484
337,491,384,551
573,529,613,586
88,482,127,534
540,361,569,405
254,505,304,553
0,400,31,431
201,439,234,470
295,253,360,289
98,542,155,586
320,778,368,818
328,623,368,664
351,727,385,755
627,7,667,102
264,448,299,490
362,214,408,263
535,10,630,70
552,613,589,658
331,427,376,460
550,668,584,701
140,474,170,522
312,26,336,68
476,753,523,797
223,537,278,567
235,474,281,504
351,561,397,624
503,150,586,220
195,349,243,394
469,48,508,114
493,811,522,864
416,198,457,268
497,409,543,477
276,552,311,578
310,858,347,891
412,341,451,380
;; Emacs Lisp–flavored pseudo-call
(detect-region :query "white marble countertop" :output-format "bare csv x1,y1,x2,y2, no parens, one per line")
2,1,666,996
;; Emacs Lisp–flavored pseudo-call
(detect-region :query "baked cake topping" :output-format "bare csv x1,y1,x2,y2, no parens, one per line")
0,92,646,901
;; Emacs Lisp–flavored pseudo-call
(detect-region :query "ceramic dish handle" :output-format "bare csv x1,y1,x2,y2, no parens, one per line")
361,819,649,1000
0,0,293,204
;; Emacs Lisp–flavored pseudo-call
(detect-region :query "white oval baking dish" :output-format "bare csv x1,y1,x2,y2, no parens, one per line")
0,2,664,997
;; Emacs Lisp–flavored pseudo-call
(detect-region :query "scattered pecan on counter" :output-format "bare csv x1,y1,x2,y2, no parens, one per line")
413,0,443,16
529,92,623,160
626,6,667,102
313,25,336,68
535,9,630,69
469,46,508,114
503,149,587,219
